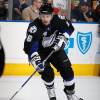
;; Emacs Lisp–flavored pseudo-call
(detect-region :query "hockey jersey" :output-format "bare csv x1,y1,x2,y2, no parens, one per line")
24,15,74,55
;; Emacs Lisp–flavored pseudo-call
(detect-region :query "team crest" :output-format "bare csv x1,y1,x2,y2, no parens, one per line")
28,25,37,33
77,32,92,54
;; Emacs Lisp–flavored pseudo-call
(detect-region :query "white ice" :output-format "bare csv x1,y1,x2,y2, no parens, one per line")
0,76,100,100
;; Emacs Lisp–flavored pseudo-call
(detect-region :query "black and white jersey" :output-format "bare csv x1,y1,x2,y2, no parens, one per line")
24,15,74,55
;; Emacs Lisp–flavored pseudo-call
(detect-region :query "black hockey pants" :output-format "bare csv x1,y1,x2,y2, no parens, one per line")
39,49,75,92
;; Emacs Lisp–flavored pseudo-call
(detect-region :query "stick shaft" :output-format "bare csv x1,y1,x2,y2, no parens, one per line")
45,50,55,61
10,70,37,100
9,50,54,100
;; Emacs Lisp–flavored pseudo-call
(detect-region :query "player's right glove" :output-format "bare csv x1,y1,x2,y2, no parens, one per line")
30,52,44,73
52,35,65,52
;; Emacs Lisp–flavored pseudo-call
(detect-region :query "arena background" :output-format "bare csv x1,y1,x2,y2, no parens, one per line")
0,21,100,76
0,0,100,76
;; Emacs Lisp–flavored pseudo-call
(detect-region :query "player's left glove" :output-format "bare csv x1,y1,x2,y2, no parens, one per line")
30,52,45,73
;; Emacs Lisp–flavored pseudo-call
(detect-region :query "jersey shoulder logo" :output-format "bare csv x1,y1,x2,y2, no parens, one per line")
58,15,65,20
28,25,37,34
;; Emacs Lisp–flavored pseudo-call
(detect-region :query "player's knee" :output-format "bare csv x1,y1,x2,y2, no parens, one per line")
60,63,75,94
41,66,54,82
60,62,74,81
64,83,75,95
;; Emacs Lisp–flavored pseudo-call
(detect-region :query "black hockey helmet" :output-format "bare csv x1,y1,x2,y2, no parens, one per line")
39,3,53,14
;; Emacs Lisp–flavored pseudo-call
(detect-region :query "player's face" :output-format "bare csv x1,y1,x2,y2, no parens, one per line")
40,14,53,26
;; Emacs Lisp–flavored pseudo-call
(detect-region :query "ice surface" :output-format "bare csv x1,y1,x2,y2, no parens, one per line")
0,76,100,100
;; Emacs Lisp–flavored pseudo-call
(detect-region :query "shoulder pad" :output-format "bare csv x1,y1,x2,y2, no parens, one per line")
28,25,37,34
58,15,66,20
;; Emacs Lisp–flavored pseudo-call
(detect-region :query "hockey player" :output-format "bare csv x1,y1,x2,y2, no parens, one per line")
24,3,83,100
0,39,5,76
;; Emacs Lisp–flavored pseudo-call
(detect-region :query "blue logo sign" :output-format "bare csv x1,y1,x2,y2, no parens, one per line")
77,32,92,54
64,38,74,54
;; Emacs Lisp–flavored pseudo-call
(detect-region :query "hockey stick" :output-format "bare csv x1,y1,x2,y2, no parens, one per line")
9,50,55,100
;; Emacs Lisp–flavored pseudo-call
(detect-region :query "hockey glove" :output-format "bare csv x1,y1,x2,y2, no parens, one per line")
30,52,44,73
53,35,65,52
